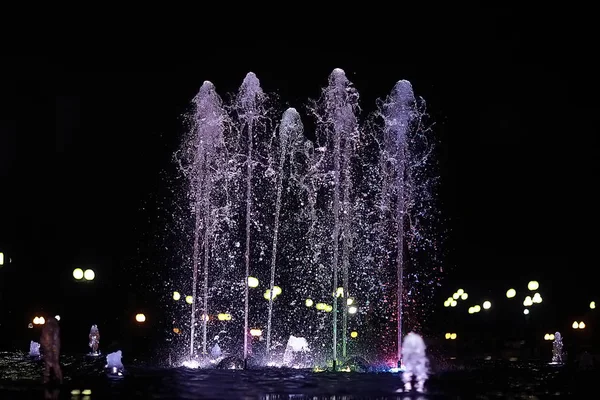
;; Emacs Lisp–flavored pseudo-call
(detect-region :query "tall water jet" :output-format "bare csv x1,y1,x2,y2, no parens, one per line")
234,72,265,364
265,108,304,359
311,68,360,367
177,80,229,357
380,80,416,364
378,80,437,363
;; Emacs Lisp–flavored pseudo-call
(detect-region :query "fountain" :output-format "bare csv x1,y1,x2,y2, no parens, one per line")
29,341,40,357
401,332,429,392
88,324,100,355
552,332,563,364
174,68,437,369
105,350,124,375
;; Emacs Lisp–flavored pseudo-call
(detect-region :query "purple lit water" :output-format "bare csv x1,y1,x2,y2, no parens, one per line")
175,68,439,367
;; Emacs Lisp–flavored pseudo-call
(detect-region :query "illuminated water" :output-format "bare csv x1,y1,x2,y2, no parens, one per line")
0,352,591,399
174,68,440,366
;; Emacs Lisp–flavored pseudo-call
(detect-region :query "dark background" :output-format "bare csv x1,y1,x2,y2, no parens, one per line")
1,8,598,355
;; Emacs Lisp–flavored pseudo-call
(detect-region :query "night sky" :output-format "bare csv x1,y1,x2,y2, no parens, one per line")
1,10,598,348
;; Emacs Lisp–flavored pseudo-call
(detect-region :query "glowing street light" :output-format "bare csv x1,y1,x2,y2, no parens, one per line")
135,313,146,323
73,268,84,280
348,306,358,314
445,333,457,339
544,333,555,340
506,288,516,298
523,296,533,307
528,281,539,291
83,269,95,281
347,298,354,306
460,293,468,300
217,313,232,321
350,331,358,338
579,321,586,329
305,299,313,307
473,305,481,313
456,289,464,296
523,309,529,315
590,301,596,310
247,276,259,288
250,328,262,337
173,291,181,301
572,321,579,329
452,292,460,300
468,307,475,314
450,300,457,307
185,296,193,304
482,301,491,310
532,293,542,304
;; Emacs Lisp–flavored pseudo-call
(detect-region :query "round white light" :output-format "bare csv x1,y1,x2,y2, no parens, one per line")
523,309,529,315
348,306,358,314
482,301,491,310
506,289,516,298
528,281,539,291
83,269,95,280
73,268,84,280
247,276,259,288
173,291,181,301
135,313,146,323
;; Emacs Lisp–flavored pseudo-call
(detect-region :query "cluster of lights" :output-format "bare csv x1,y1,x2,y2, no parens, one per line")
33,316,46,325
70,390,92,396
73,268,95,281
572,321,586,329
444,288,468,307
544,333,556,341
217,313,232,321
444,333,457,340
263,286,282,300
468,300,491,314
515,281,541,315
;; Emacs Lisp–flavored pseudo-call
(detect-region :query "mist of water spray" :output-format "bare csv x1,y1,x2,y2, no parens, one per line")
171,68,439,366
177,81,229,357
309,68,360,366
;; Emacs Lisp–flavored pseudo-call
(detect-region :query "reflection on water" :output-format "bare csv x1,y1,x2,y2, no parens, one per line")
0,351,595,399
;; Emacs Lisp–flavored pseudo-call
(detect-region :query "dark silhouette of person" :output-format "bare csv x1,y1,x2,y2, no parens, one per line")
40,317,63,384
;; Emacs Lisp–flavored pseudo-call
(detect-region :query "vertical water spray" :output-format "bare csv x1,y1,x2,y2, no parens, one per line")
381,80,416,364
265,108,304,358
312,68,360,367
177,81,228,358
235,72,264,364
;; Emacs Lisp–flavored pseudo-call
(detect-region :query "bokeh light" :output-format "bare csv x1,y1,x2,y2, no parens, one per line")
83,269,95,281
523,309,529,315
572,321,579,329
590,301,596,309
173,291,181,301
528,281,539,291
482,301,491,310
73,268,84,280
247,276,259,288
506,288,516,298
185,296,193,304
348,306,358,314
460,293,468,300
250,329,262,337
578,321,585,329
350,331,358,338
305,299,313,307
135,313,146,323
